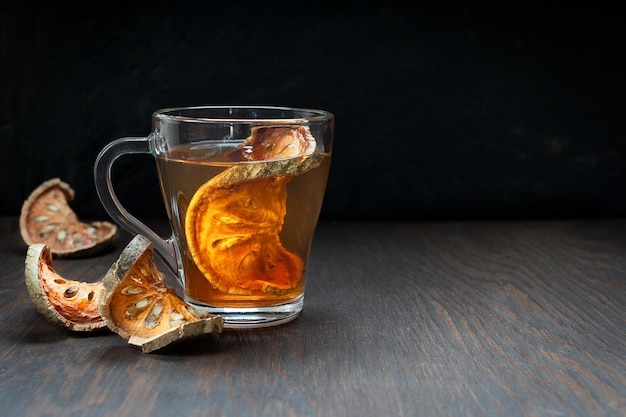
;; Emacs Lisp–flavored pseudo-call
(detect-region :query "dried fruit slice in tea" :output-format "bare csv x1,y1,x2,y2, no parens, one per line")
20,178,118,257
185,126,324,295
24,243,106,331
98,234,224,353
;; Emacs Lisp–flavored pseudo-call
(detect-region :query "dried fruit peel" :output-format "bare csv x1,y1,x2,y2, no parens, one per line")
99,235,223,353
24,243,106,331
20,178,118,257
185,126,322,295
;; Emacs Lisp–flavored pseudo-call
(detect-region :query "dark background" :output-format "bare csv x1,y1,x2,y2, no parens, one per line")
2,1,625,222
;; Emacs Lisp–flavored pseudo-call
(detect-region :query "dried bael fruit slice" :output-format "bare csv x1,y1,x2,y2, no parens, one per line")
185,126,324,295
24,243,106,331
20,178,118,257
99,234,224,353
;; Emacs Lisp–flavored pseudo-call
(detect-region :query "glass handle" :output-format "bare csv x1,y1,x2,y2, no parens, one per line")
94,137,178,274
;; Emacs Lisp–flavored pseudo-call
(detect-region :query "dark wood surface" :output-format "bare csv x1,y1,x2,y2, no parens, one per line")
1,216,625,417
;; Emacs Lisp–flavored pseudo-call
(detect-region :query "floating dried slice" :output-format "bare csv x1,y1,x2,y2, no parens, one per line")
20,178,118,257
99,234,223,353
24,243,106,331
185,126,323,295
221,126,321,183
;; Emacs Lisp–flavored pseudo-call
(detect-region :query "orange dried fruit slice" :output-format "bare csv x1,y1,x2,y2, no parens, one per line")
185,126,324,295
20,178,118,257
24,243,106,331
98,234,224,353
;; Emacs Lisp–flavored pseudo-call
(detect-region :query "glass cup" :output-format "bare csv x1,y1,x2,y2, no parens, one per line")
94,106,333,328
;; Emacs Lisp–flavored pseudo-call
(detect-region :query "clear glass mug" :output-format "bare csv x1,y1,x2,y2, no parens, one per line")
94,106,334,328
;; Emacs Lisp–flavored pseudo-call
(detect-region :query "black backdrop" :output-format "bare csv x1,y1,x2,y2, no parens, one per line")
2,1,625,221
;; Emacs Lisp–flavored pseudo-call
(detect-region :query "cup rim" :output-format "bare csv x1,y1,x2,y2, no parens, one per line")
153,105,333,123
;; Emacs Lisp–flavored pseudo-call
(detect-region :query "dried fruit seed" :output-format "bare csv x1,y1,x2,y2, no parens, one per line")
45,203,60,212
125,296,155,319
72,233,83,246
38,224,58,239
121,286,146,295
56,230,67,245
144,301,164,329
64,286,79,299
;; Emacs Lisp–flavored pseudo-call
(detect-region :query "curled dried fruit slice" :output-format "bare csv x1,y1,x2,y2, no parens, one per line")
185,126,323,295
20,178,118,257
24,243,106,331
98,234,223,353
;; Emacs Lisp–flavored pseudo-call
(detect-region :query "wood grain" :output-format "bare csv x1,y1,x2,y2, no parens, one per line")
1,217,625,417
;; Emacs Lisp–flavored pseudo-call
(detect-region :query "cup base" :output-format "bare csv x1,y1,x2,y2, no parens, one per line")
185,294,304,329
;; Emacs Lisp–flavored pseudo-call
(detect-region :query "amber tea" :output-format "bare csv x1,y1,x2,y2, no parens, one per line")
156,141,331,309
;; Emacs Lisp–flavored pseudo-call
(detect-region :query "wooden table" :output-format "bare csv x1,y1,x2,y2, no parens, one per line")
1,216,625,417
